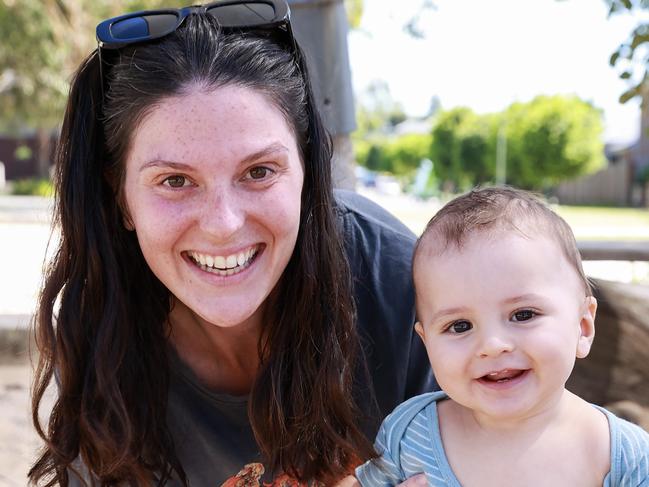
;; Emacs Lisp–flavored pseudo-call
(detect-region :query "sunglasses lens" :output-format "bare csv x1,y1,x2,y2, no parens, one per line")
110,13,179,41
207,2,277,27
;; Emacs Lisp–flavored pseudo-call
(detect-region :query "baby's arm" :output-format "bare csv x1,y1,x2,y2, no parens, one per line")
334,475,360,487
335,474,427,487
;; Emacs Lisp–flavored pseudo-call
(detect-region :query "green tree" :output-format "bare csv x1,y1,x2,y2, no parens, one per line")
354,80,407,135
383,133,431,175
0,0,183,176
430,96,604,191
503,95,605,189
344,0,364,28
430,107,492,191
364,144,385,172
604,0,649,103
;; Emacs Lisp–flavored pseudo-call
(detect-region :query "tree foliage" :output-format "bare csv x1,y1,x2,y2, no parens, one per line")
604,0,649,103
344,0,364,29
430,107,495,191
503,95,605,189
414,96,604,191
0,0,184,131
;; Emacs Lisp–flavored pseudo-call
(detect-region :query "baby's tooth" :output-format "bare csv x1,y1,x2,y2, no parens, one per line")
206,255,214,267
214,255,226,268
226,255,237,268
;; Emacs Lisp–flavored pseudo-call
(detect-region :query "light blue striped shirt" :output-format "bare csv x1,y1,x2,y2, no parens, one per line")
355,391,649,486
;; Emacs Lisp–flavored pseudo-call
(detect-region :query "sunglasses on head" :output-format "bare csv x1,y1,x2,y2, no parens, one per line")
95,0,295,98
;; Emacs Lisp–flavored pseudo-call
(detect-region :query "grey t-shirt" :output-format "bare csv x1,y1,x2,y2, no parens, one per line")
70,190,436,485
164,190,435,485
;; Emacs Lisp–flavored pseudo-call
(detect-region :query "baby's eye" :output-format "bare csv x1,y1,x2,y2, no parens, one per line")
248,166,273,180
512,309,536,322
163,175,189,188
447,320,473,334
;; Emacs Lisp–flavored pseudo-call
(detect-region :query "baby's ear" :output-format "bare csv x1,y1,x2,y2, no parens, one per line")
576,296,597,359
414,321,425,340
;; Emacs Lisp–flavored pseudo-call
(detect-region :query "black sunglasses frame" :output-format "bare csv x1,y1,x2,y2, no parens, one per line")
95,0,296,101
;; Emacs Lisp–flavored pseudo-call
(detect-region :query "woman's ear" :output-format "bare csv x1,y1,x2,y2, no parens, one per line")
118,194,135,231
414,321,425,341
123,213,135,231
576,296,597,359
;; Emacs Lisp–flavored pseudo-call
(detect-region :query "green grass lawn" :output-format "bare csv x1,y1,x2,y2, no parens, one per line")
387,196,649,241
554,206,649,240
382,195,649,283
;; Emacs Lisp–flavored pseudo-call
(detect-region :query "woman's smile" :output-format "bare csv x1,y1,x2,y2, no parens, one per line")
185,244,262,277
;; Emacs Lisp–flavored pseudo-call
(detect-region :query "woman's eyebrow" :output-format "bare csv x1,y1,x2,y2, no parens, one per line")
139,160,193,172
239,142,289,165
138,143,290,172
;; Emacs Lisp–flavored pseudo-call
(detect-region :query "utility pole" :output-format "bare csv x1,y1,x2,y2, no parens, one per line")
288,0,356,190
496,123,507,186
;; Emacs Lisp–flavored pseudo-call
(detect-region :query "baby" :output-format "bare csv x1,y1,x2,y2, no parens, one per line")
352,186,649,486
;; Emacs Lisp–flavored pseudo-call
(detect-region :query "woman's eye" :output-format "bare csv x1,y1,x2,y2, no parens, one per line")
163,175,188,188
248,166,273,180
447,320,472,334
512,309,536,322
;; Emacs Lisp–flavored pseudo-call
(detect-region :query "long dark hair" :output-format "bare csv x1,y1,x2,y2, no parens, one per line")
30,14,373,487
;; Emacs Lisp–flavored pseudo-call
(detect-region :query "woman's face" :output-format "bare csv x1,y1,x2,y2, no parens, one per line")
122,85,304,330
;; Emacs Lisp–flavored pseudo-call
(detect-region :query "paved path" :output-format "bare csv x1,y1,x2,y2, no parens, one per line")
0,196,57,323
0,364,56,486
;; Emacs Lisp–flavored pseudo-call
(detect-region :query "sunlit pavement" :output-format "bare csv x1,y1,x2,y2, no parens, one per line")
0,196,58,323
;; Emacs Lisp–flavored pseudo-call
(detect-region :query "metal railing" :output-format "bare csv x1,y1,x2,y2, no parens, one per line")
578,241,649,261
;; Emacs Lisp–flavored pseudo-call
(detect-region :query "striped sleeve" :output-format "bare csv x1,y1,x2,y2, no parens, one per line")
611,413,649,486
355,392,445,487
355,419,404,486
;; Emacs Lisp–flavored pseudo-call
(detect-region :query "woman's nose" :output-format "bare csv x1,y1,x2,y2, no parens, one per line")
476,326,515,358
197,187,246,239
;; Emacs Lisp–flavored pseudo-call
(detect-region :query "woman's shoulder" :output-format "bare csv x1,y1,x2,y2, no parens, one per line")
334,189,415,243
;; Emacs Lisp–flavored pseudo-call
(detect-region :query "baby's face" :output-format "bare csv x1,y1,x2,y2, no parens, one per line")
413,232,596,423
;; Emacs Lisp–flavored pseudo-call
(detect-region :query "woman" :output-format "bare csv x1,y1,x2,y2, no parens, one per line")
30,2,434,485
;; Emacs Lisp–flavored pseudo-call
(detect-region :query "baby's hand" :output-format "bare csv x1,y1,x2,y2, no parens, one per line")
334,475,360,487
397,474,427,486
335,473,427,486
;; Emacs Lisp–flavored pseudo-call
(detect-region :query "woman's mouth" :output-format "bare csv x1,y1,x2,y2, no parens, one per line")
187,245,261,276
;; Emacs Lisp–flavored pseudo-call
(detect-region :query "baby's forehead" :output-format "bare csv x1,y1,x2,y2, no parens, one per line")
412,225,574,289
415,224,535,260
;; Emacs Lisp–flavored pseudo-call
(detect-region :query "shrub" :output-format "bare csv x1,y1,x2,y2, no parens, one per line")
11,178,54,196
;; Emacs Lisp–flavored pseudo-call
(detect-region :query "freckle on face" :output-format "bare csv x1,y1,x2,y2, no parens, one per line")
123,85,305,330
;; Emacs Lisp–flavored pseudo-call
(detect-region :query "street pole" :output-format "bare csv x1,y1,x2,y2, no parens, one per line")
496,123,507,186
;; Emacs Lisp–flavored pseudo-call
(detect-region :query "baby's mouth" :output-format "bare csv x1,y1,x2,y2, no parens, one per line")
479,369,528,383
187,244,261,276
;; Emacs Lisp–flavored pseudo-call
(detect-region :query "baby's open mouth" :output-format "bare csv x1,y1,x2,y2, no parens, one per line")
480,369,528,383
187,244,261,276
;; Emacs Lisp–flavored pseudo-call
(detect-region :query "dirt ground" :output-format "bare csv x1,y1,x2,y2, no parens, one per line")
0,363,55,487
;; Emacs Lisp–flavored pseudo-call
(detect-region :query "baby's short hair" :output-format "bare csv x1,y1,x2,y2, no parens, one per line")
414,186,592,296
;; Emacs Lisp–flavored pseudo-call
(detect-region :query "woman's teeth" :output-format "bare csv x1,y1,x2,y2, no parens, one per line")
189,247,258,276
